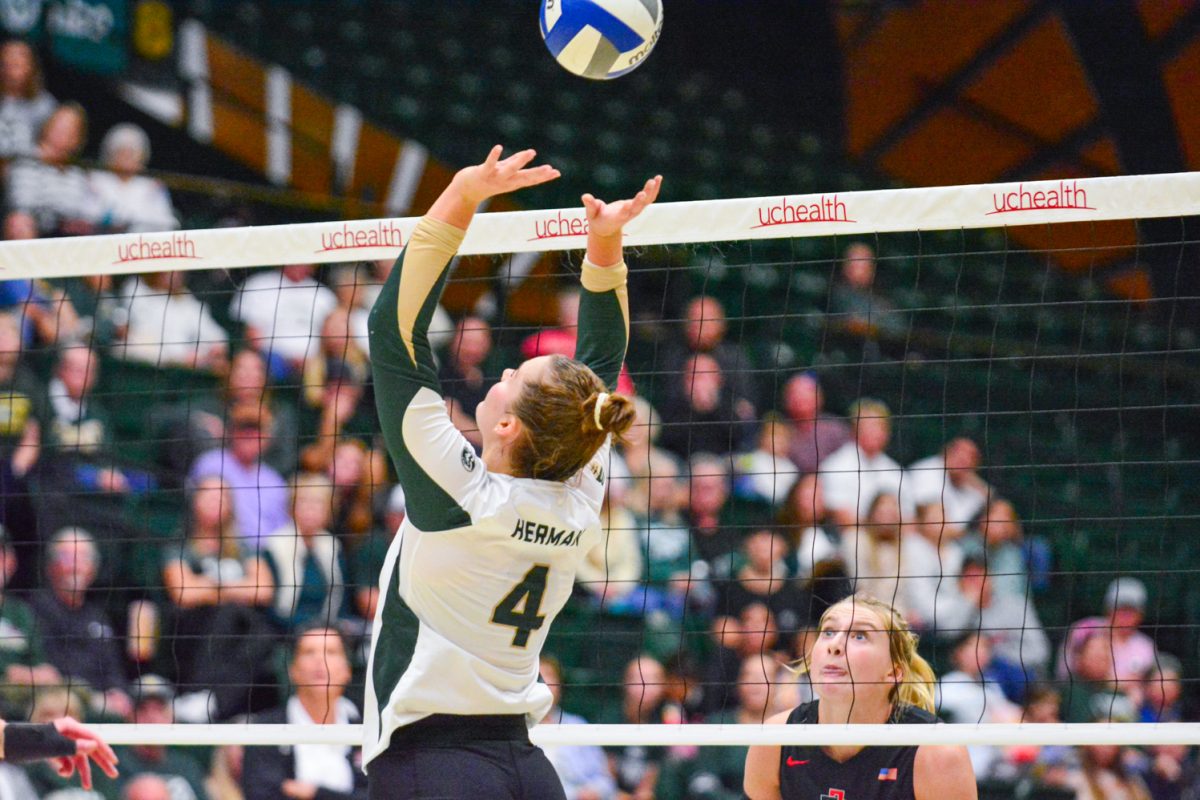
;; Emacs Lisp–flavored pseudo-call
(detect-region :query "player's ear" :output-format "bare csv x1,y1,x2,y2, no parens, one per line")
494,412,522,445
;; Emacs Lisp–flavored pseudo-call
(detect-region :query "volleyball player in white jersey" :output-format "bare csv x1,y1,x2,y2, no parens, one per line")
364,146,660,799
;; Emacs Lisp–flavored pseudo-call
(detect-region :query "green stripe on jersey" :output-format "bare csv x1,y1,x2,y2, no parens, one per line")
372,553,420,723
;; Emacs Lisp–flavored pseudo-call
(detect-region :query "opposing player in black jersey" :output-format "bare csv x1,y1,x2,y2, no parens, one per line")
745,594,976,800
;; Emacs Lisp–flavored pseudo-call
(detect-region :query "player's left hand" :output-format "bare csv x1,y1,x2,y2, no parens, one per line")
582,175,662,238
51,717,120,790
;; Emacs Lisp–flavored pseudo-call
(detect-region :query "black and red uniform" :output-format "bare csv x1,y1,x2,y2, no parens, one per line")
779,700,937,800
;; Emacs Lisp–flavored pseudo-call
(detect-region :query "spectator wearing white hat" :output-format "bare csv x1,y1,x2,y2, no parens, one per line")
1058,577,1159,697
89,122,179,233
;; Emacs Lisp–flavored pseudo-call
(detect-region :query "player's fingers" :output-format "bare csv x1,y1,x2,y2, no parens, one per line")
55,757,74,778
78,755,93,790
643,175,663,204
518,164,559,188
503,148,538,172
483,144,503,167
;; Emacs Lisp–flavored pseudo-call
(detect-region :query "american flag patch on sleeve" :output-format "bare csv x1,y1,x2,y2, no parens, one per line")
878,768,898,781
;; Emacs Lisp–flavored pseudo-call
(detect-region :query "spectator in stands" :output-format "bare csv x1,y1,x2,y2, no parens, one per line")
261,473,348,631
229,263,338,381
55,273,122,348
537,655,618,800
902,437,989,533
839,492,906,609
713,529,805,646
45,345,152,497
174,347,299,478
1013,686,1077,789
960,497,1051,599
350,483,404,621
30,527,132,719
0,39,56,163
1132,744,1198,800
664,295,758,420
935,631,1021,780
820,398,904,529
189,403,291,544
659,353,749,458
113,676,210,800
299,307,370,469
89,123,178,233
1069,741,1152,800
183,345,302,472
439,315,492,447
1138,655,1184,723
705,602,786,715
328,263,372,357
576,470,643,611
242,624,366,800
162,475,276,720
0,525,62,715
0,311,43,587
602,654,685,800
116,270,229,370
619,395,666,489
5,102,100,237
733,412,800,508
630,450,695,620
324,437,380,540
206,744,244,800
1059,577,1158,696
780,372,850,476
656,653,793,800
828,242,897,337
1060,628,1135,724
778,472,839,580
521,287,636,397
898,502,966,631
124,775,172,800
940,556,1051,681
686,452,740,564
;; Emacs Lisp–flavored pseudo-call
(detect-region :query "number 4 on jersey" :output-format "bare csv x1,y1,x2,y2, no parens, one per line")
491,565,550,647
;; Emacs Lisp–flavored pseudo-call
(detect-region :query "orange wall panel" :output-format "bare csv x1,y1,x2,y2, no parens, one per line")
348,122,401,205
843,0,1030,156
1009,219,1137,272
1163,40,1200,171
878,108,1034,186
1136,0,1196,40
960,15,1097,144
207,38,264,113
1080,137,1122,175
211,99,266,173
290,84,335,194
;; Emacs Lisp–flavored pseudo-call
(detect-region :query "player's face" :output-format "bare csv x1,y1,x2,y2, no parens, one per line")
478,355,551,450
809,603,898,704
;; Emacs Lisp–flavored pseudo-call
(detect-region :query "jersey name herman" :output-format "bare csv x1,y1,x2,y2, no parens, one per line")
510,518,584,547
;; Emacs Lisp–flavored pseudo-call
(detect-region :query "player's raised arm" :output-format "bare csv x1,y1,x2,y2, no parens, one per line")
368,147,558,530
574,175,661,389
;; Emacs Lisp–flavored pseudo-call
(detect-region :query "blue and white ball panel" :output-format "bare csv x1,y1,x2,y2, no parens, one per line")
540,0,663,80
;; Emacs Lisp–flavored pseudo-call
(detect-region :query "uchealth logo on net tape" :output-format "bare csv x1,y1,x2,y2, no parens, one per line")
988,180,1095,216
115,233,201,265
531,210,589,242
318,221,406,253
753,195,854,228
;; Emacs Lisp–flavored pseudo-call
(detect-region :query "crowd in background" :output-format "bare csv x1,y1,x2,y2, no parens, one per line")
0,37,1194,800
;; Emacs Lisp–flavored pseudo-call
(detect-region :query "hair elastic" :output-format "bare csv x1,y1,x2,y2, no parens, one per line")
593,392,610,430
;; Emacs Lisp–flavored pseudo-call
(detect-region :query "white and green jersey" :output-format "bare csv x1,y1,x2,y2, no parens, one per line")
363,216,630,767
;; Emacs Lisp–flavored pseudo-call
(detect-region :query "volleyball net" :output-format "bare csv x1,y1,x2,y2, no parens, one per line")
0,171,1196,753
